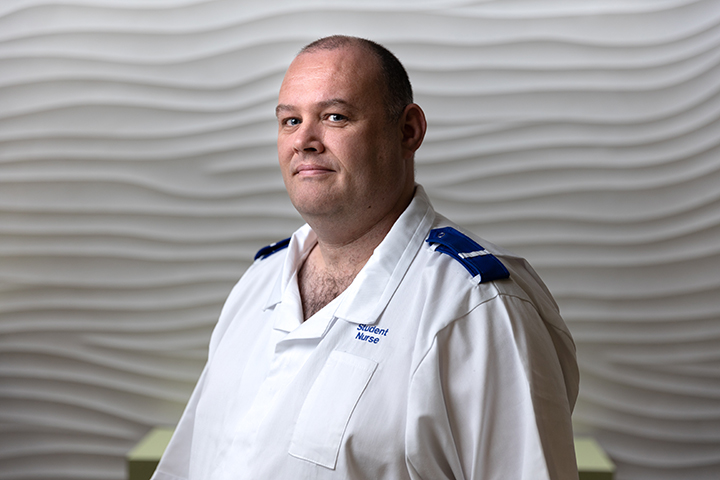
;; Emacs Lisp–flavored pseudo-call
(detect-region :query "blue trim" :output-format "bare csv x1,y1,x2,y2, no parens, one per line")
426,227,509,283
254,237,291,261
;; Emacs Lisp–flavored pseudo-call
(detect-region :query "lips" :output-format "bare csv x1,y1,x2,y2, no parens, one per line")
294,163,335,176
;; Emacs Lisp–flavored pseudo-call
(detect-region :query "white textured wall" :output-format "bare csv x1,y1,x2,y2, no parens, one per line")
1,1,719,479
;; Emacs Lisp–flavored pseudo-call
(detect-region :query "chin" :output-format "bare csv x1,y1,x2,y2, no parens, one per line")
290,196,335,218
296,203,338,218
289,186,342,214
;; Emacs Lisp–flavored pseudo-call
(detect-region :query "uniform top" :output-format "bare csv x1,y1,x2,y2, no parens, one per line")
153,184,579,480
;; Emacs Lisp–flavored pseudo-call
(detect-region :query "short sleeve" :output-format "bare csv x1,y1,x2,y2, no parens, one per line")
405,294,577,480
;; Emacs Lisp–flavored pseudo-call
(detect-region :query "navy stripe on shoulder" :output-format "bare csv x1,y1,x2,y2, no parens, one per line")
254,237,291,261
426,227,509,283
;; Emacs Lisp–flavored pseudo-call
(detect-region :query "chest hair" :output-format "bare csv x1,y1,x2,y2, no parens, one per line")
298,258,356,320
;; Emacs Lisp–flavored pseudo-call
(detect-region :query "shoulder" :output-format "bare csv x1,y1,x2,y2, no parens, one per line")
415,216,544,316
221,236,293,324
424,218,561,314
253,237,291,261
425,226,510,285
208,238,290,354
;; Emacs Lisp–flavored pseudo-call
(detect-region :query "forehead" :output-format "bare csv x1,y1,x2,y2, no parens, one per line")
278,46,383,106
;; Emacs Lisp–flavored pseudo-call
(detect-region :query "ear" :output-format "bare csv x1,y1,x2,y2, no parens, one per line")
399,103,427,159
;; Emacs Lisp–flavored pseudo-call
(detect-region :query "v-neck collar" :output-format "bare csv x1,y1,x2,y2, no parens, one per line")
263,185,436,333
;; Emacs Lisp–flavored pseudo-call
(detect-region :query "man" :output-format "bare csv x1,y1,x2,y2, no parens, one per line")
152,35,579,480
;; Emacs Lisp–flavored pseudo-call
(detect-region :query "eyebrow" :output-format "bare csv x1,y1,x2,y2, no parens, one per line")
275,98,353,117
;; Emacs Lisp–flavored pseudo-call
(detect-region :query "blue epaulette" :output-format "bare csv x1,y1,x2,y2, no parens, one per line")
254,237,290,261
426,227,509,283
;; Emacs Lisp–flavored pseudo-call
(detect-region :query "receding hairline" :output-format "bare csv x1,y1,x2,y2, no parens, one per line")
294,38,385,83
299,35,371,55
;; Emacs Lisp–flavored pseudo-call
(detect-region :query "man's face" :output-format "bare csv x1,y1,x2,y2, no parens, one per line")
276,46,413,229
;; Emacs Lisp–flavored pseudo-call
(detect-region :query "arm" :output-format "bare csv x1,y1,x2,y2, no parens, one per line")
406,293,577,480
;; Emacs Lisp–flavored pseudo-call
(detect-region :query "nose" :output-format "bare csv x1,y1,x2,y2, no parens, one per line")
293,121,324,154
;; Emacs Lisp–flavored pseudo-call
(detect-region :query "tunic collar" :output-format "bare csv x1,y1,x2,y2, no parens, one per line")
264,185,436,328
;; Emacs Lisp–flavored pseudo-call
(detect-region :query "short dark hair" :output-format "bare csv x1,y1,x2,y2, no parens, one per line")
300,35,413,122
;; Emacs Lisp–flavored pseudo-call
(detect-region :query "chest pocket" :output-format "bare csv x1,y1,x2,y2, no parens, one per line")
289,350,378,469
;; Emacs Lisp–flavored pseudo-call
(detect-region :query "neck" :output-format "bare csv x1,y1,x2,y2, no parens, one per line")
297,186,415,320
308,185,414,273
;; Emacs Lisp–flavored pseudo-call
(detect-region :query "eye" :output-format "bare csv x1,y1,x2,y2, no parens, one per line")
282,117,300,127
327,114,347,122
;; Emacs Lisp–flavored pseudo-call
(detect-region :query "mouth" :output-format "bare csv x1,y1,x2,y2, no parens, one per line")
294,163,335,177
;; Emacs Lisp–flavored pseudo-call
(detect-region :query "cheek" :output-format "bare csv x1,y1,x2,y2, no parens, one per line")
277,134,290,155
277,138,293,167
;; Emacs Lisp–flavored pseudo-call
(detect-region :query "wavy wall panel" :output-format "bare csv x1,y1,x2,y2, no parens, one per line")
1,1,718,479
